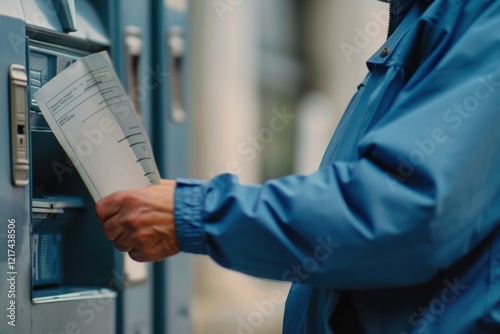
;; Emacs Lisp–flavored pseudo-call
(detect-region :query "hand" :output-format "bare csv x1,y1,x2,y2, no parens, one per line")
95,180,181,262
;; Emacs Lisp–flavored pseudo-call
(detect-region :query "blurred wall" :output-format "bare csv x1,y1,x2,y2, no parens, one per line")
190,0,260,184
296,0,388,174
190,1,287,333
189,1,388,333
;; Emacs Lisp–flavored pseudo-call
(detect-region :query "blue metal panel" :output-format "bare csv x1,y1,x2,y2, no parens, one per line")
27,41,118,334
3,1,123,333
108,0,156,333
0,2,31,333
1,1,193,333
152,0,192,333
153,0,190,179
21,0,64,32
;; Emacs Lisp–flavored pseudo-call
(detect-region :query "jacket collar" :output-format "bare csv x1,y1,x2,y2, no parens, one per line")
378,0,432,37
377,0,433,3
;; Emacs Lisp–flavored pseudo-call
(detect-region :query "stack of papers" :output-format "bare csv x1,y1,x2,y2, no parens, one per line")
34,51,161,202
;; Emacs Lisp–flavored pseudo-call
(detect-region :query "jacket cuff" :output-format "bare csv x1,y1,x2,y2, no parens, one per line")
174,178,208,255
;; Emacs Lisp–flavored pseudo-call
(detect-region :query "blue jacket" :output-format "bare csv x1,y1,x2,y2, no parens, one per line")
174,0,500,332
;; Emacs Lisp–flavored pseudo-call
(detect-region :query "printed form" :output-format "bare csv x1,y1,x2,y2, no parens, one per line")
34,51,161,202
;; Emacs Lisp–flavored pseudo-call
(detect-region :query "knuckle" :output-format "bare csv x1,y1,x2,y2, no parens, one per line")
135,231,150,247
122,193,140,207
123,213,141,229
103,224,114,240
113,240,127,252
114,231,137,253
141,250,156,262
103,222,119,240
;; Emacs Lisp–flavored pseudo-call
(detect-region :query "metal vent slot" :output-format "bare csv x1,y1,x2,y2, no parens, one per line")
32,196,85,230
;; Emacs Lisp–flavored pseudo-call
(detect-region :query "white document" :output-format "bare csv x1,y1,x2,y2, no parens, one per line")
34,51,161,202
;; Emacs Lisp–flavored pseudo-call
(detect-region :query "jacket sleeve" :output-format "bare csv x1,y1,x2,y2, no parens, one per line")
174,5,500,290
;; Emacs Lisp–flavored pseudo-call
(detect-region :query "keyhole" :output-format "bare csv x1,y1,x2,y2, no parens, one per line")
17,125,25,146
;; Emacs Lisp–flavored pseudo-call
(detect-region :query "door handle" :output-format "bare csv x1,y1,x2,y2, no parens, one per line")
9,64,29,187
169,26,186,123
125,26,143,119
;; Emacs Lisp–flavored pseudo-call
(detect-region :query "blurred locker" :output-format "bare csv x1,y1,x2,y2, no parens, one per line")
151,0,192,333
98,0,155,333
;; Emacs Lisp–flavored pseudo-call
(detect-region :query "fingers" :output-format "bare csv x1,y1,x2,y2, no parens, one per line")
128,248,150,262
97,191,141,240
102,215,125,241
96,191,126,222
95,184,179,262
113,233,135,253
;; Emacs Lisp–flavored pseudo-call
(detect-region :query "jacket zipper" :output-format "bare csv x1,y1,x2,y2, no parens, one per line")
320,76,370,165
387,1,392,39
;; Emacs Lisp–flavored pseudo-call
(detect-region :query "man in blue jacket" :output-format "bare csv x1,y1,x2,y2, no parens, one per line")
96,0,500,332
